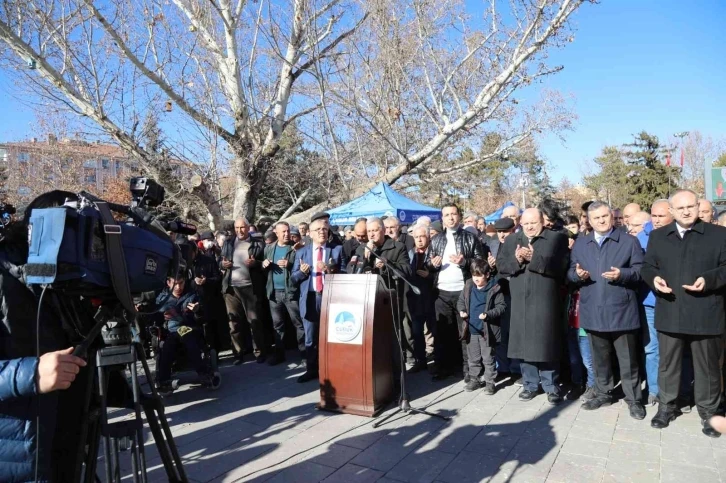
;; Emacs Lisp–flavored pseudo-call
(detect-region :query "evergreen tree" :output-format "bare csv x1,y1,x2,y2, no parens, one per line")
583,146,632,209
622,131,677,207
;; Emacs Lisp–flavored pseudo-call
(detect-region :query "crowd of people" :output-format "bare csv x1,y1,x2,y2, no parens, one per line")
179,191,726,439
2,188,726,481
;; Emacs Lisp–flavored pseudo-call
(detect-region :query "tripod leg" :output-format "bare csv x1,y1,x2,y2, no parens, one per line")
97,359,114,483
129,346,146,483
137,346,188,482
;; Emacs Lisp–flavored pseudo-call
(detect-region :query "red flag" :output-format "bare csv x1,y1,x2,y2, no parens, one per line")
680,149,685,167
665,152,671,167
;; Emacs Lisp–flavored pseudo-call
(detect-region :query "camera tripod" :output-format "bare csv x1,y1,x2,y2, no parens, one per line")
73,308,188,483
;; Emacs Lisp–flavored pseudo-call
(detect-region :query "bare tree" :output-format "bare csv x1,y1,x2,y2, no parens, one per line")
0,0,590,224
678,131,725,196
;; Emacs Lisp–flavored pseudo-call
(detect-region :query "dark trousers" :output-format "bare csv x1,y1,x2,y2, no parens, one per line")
588,329,642,404
658,331,723,418
157,329,207,383
467,334,497,384
434,289,467,376
303,291,323,371
521,361,560,395
225,285,267,357
270,289,305,354
409,306,434,364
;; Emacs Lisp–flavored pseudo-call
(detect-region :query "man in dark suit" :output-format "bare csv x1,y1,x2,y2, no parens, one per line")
642,189,726,438
291,213,345,383
568,201,645,420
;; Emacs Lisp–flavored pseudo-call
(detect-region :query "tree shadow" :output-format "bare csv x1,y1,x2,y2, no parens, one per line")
104,351,570,483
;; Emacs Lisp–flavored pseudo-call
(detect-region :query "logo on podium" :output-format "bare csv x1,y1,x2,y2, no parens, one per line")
328,303,364,345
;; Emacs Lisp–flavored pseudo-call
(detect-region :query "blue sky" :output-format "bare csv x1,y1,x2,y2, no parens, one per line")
1,0,724,185
536,0,726,183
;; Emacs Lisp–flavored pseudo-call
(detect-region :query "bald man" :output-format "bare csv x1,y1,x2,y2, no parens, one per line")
502,205,521,230
497,208,570,404
699,199,715,223
628,211,651,237
642,190,726,437
650,199,673,229
718,211,726,227
622,203,641,230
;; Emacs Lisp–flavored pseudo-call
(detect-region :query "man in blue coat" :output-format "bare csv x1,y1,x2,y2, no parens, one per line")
291,213,345,383
568,201,646,420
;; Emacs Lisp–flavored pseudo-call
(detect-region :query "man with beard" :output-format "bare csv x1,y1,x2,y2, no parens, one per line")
263,222,305,365
497,208,569,404
642,190,726,437
221,217,269,364
426,203,487,382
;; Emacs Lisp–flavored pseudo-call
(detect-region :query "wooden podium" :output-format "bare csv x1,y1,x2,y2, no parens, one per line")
317,273,394,417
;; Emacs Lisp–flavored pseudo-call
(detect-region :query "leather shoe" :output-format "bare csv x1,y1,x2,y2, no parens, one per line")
297,371,318,383
651,405,677,429
582,396,612,411
431,370,451,381
702,419,722,438
547,393,562,405
519,390,538,401
407,361,427,374
256,354,267,364
629,403,646,420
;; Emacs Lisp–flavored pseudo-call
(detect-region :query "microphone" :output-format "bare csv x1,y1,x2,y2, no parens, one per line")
410,285,421,296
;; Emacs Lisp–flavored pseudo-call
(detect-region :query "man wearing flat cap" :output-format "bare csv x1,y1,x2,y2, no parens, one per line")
310,211,343,248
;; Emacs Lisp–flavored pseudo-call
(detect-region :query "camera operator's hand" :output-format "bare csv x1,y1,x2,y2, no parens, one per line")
262,259,271,269
194,276,206,286
221,258,233,269
38,347,87,393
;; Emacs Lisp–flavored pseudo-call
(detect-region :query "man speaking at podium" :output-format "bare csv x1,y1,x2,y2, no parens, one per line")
291,213,345,383
347,217,411,283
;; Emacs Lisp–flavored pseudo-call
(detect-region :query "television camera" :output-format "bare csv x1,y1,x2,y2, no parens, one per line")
24,177,193,482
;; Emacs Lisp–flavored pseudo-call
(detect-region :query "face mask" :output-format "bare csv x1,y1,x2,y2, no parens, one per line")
203,240,215,249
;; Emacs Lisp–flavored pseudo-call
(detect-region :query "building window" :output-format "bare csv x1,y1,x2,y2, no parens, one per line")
115,160,122,172
17,152,29,163
101,159,109,169
0,148,7,162
83,159,97,168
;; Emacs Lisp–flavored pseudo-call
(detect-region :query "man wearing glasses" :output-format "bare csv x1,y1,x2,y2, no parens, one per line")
642,190,726,437
291,212,345,382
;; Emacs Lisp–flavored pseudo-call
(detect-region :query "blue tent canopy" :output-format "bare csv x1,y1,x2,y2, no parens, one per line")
484,201,516,224
327,182,440,225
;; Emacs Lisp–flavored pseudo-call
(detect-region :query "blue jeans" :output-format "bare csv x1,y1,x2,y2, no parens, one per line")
303,292,323,370
567,327,595,387
521,361,560,395
642,306,659,396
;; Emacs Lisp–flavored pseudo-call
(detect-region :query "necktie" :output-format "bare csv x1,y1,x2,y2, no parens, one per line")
315,247,323,292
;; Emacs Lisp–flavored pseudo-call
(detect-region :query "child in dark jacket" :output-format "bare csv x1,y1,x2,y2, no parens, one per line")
457,260,507,394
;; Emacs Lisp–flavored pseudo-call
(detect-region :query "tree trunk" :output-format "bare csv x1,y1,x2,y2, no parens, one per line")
232,152,270,222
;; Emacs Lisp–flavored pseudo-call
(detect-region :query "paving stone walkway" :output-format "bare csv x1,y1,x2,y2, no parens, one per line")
112,353,725,483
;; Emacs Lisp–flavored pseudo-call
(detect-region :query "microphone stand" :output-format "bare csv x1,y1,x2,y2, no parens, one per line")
365,248,450,427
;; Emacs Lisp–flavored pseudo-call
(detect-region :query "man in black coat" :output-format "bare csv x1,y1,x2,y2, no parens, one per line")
425,203,487,381
348,217,411,283
498,208,569,405
642,189,726,437
384,216,415,251
568,201,645,419
406,224,436,373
